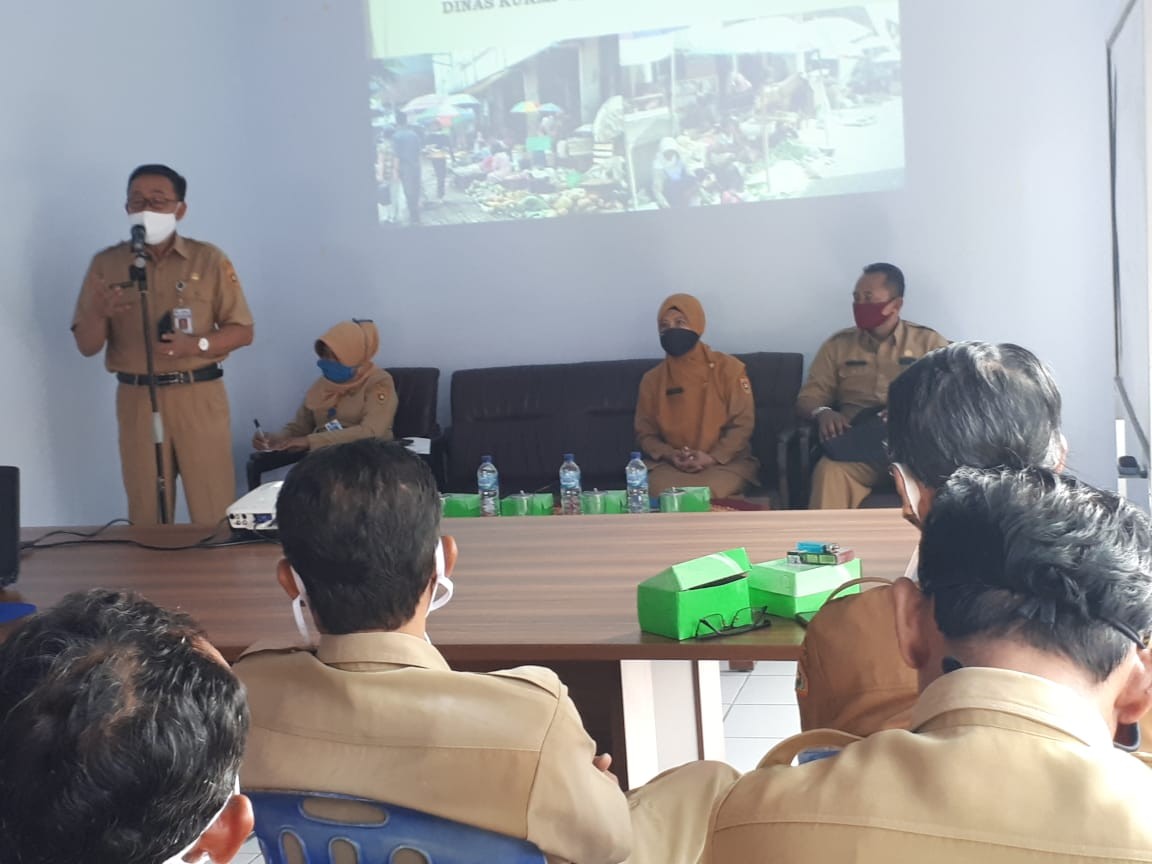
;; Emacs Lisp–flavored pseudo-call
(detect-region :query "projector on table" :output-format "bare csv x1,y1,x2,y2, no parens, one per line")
227,482,282,533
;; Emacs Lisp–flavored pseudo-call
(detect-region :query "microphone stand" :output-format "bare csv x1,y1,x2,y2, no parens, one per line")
128,235,170,524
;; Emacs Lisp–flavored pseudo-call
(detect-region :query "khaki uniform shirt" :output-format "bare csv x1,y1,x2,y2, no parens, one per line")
235,632,632,864
795,320,947,421
705,667,1152,863
73,235,253,374
282,370,399,450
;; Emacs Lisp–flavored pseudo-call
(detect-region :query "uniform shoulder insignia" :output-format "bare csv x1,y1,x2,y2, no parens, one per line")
489,664,562,696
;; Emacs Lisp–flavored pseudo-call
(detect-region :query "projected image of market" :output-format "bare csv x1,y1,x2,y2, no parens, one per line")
369,2,902,227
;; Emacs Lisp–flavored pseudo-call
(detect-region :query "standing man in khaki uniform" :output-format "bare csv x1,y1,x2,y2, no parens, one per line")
705,467,1152,863
235,440,739,864
72,164,254,525
795,263,946,509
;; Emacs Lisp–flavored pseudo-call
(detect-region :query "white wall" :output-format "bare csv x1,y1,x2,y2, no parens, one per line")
0,0,1127,524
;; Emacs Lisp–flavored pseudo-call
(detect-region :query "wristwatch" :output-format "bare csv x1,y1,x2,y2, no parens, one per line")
811,406,833,420
197,336,210,353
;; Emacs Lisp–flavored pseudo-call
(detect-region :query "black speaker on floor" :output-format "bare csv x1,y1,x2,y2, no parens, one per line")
0,467,18,587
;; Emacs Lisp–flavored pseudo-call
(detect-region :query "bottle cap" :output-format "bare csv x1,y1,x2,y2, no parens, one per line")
563,453,574,461
481,455,492,463
630,451,641,460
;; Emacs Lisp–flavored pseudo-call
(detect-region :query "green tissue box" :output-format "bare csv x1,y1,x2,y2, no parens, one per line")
637,548,752,640
500,493,554,516
659,486,712,513
581,490,627,514
441,493,481,518
748,558,862,596
750,584,860,618
747,558,862,618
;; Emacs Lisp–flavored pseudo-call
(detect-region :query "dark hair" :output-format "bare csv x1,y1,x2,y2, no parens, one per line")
0,589,247,864
276,439,441,633
127,164,187,201
920,467,1152,681
862,262,905,298
887,342,1063,489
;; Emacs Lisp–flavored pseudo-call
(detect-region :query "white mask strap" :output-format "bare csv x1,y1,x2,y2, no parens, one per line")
290,570,311,642
429,539,453,613
160,777,241,864
891,462,921,518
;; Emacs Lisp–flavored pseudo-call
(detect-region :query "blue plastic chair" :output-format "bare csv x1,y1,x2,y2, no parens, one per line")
248,790,547,864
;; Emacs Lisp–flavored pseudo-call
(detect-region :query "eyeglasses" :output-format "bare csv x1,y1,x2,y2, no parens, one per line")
694,606,771,640
125,196,179,213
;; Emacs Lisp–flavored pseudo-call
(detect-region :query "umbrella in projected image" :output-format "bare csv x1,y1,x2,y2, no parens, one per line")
414,103,462,126
802,17,876,57
403,93,480,114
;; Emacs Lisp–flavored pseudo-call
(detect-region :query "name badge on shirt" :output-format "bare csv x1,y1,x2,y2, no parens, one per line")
172,308,193,334
324,418,344,432
665,387,685,396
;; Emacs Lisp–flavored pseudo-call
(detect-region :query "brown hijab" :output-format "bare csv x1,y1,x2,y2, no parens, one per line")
649,294,729,452
304,319,380,411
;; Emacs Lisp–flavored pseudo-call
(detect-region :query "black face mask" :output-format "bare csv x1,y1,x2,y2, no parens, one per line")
660,328,700,357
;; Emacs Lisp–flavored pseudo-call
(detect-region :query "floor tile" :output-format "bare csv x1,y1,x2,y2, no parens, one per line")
720,673,748,705
737,675,797,706
723,703,801,739
750,661,797,676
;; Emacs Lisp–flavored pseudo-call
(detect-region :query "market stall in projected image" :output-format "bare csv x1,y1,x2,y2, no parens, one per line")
368,0,904,227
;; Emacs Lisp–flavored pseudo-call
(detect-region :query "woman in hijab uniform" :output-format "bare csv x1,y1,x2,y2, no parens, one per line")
253,319,398,453
634,294,759,498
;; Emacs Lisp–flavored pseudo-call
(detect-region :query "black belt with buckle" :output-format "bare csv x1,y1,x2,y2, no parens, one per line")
116,365,223,387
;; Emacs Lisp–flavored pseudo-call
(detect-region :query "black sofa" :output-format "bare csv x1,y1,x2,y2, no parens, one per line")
441,352,805,506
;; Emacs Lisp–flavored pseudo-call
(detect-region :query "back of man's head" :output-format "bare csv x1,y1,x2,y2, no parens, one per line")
277,438,441,634
920,467,1152,681
888,342,1063,489
0,589,248,864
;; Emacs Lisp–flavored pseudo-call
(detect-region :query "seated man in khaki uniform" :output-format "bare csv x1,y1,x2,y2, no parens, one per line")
235,439,737,864
796,263,946,509
706,467,1152,863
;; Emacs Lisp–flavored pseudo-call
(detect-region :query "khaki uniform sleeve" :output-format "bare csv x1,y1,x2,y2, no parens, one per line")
72,254,109,329
795,338,840,419
710,364,755,465
211,252,254,327
525,683,632,864
307,375,398,450
280,402,316,439
636,373,677,462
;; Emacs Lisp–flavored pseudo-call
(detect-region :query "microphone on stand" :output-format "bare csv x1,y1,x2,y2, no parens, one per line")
130,223,146,253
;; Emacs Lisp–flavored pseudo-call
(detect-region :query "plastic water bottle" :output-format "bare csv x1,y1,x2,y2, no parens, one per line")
559,453,582,515
626,452,649,514
477,455,500,517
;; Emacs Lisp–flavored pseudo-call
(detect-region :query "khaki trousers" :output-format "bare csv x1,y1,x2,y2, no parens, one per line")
625,760,741,864
648,464,751,499
115,378,236,525
809,458,884,509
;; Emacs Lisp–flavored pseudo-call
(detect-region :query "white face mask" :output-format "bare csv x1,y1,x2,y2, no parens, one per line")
160,777,240,864
129,209,178,245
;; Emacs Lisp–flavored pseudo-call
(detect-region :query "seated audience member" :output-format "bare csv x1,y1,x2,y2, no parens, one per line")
796,263,947,509
707,467,1152,862
635,293,758,499
0,589,252,864
235,439,738,864
797,341,1067,735
252,318,397,454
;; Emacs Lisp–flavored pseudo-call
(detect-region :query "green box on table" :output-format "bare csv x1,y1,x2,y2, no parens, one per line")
747,558,862,617
500,493,554,516
637,548,752,640
441,494,481,518
659,486,711,513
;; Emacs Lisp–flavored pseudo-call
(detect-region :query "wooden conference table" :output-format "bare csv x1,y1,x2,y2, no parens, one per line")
15,510,916,787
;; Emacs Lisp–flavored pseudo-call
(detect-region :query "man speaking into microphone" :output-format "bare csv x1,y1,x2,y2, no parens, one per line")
71,164,254,525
